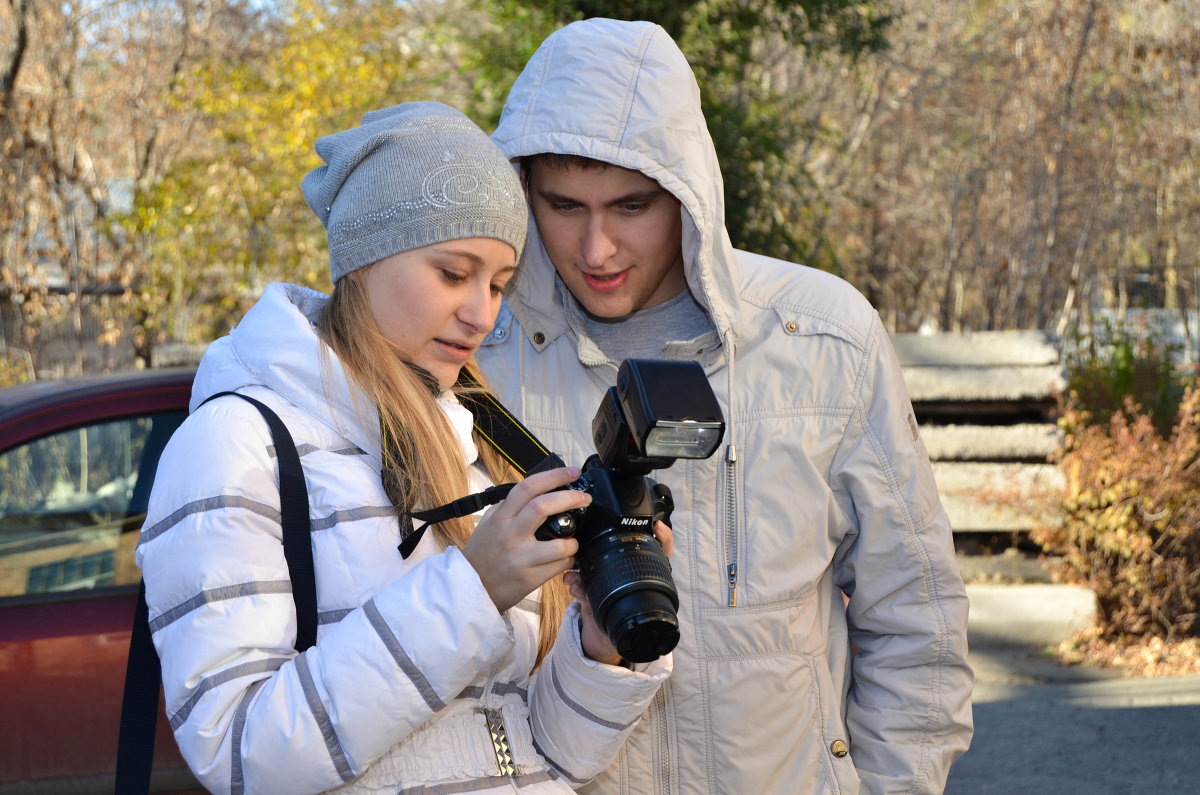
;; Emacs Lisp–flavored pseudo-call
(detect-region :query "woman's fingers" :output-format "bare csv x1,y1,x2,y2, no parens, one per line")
462,467,590,613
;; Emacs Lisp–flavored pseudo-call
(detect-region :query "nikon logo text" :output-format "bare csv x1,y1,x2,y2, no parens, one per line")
620,518,650,526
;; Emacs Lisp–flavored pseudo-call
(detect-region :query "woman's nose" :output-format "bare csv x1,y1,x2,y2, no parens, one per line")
458,284,496,332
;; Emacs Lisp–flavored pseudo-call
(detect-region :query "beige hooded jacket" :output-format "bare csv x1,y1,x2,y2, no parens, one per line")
479,18,973,794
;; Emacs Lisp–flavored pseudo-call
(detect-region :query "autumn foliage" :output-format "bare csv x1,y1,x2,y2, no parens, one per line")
1033,388,1200,640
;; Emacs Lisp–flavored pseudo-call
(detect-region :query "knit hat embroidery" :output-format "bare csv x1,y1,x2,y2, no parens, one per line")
302,102,528,283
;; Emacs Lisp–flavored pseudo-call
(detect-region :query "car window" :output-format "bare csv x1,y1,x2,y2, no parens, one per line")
0,409,186,598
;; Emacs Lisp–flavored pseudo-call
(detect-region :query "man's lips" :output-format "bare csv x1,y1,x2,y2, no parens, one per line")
582,269,630,293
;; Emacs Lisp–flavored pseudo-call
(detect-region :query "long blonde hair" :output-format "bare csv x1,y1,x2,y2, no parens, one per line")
317,269,569,665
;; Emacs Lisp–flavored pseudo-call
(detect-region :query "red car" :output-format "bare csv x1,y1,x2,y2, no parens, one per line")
0,367,203,793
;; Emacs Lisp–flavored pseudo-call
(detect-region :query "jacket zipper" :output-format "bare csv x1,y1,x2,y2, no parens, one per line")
655,685,670,794
724,443,738,607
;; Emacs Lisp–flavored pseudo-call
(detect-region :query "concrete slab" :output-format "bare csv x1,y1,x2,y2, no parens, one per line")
903,364,1066,402
967,583,1097,648
935,461,1065,532
892,330,1062,366
921,423,1062,461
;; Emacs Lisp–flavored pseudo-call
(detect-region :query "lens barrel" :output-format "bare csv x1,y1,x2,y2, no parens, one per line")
578,529,680,663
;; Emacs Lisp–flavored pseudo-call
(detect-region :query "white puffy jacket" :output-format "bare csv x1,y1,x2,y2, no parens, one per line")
478,18,973,795
137,282,671,795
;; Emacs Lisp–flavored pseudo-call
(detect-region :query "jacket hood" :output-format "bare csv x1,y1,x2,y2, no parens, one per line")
491,17,741,348
190,282,382,460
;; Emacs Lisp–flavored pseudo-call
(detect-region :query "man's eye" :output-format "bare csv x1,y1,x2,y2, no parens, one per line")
552,201,579,212
619,202,648,213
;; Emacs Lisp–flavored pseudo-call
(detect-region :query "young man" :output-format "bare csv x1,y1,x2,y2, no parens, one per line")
477,18,973,794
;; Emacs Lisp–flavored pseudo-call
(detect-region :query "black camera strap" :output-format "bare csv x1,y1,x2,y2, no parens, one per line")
455,378,559,478
399,381,564,558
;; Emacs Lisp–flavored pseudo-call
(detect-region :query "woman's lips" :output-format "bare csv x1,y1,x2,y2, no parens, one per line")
583,269,630,293
436,339,474,361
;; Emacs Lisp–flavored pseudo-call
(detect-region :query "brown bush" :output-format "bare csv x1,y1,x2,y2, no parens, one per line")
1032,387,1200,639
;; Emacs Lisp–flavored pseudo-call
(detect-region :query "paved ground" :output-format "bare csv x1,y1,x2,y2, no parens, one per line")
944,589,1200,794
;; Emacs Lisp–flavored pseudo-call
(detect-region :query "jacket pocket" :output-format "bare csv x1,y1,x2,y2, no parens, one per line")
694,603,860,795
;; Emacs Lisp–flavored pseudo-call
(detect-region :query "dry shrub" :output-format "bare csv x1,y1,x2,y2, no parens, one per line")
1032,387,1200,639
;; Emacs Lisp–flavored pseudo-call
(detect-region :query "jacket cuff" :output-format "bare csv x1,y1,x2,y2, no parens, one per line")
561,601,672,681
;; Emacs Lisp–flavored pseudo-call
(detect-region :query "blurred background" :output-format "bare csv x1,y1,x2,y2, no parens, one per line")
2,0,1197,377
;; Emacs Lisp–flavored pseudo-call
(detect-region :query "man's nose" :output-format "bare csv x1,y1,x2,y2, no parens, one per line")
581,217,618,267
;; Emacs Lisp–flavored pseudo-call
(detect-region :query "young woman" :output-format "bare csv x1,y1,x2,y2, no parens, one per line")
137,102,671,795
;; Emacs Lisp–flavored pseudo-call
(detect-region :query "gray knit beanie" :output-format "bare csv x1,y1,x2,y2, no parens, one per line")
302,102,528,283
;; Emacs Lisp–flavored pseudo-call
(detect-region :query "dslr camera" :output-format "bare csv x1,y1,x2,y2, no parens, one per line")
536,359,725,663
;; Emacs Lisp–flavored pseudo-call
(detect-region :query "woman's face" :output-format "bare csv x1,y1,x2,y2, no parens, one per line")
362,238,517,390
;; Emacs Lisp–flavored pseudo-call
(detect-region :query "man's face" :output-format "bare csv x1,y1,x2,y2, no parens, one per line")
524,158,687,319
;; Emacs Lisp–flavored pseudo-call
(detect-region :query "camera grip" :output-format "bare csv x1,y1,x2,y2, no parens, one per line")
536,512,577,541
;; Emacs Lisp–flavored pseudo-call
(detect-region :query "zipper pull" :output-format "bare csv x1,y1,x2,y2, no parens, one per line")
724,443,738,607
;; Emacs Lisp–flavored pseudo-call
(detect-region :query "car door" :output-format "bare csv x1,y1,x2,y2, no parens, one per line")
0,385,202,792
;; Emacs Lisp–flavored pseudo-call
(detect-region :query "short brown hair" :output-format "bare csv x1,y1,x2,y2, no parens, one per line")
520,153,609,185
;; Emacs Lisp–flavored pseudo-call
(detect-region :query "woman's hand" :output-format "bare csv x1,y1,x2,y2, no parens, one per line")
463,467,590,613
565,520,674,667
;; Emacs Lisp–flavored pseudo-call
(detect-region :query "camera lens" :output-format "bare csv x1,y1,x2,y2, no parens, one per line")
578,530,680,663
605,591,680,663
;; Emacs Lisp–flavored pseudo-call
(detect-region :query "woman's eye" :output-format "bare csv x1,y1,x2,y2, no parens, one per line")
441,269,467,284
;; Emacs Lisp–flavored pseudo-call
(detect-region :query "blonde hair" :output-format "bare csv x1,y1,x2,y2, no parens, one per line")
317,270,569,665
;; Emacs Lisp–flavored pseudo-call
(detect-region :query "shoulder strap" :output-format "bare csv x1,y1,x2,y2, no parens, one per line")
115,390,316,794
114,581,160,794
216,392,319,650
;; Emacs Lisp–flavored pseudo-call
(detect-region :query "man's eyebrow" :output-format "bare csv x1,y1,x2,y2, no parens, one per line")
536,188,668,207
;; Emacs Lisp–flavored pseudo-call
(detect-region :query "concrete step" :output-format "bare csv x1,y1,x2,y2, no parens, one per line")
921,423,1061,461
934,461,1065,532
966,583,1097,649
893,330,1062,367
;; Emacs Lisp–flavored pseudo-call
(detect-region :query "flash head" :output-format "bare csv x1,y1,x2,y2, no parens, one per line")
591,359,725,474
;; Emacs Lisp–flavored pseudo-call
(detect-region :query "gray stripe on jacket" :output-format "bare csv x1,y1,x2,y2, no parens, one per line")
295,651,356,782
149,580,293,633
169,657,287,731
363,598,447,713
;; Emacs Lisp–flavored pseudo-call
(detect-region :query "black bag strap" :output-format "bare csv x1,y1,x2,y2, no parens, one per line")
116,390,316,794
114,580,160,795
398,381,563,558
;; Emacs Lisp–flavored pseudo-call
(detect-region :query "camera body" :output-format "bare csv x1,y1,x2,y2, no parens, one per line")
536,359,724,663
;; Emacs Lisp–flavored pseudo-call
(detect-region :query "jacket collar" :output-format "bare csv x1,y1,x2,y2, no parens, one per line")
191,282,384,464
